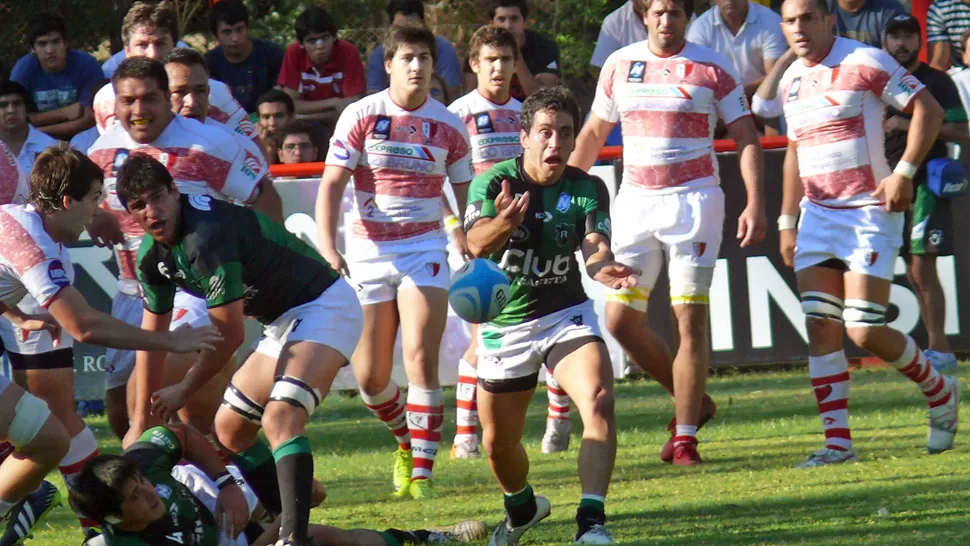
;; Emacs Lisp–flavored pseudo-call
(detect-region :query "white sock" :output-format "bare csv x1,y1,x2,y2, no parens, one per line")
675,425,697,438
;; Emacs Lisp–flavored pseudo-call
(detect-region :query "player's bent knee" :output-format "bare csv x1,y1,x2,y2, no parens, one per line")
801,291,845,323
221,383,265,425
269,376,322,418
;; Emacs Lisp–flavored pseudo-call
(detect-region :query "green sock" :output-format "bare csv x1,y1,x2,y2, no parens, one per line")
379,531,401,546
504,484,538,527
504,484,534,506
579,496,605,512
273,435,314,542
230,440,281,516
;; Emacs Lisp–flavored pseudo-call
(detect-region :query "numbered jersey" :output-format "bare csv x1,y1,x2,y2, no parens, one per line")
592,41,750,194
448,90,522,176
779,37,924,207
0,204,74,309
88,115,268,295
137,195,339,324
105,427,218,546
465,158,612,327
326,90,474,259
0,141,29,206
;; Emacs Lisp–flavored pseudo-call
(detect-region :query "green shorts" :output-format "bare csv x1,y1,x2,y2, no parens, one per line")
903,183,953,256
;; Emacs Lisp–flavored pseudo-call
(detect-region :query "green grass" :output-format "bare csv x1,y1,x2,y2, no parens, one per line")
23,364,970,545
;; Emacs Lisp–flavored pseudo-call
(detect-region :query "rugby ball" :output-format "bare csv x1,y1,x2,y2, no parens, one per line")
448,259,511,324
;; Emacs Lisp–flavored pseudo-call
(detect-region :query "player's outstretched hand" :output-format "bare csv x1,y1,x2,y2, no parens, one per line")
737,205,767,248
4,312,61,347
779,228,797,268
590,261,640,290
494,180,530,227
167,324,222,353
871,173,913,212
215,483,250,540
321,248,350,277
86,208,124,247
150,383,188,423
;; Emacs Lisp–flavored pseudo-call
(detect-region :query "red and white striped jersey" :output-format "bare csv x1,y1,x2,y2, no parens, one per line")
0,142,29,206
88,115,268,293
326,90,474,258
592,41,751,194
448,90,522,176
0,204,74,308
93,79,256,143
780,38,923,208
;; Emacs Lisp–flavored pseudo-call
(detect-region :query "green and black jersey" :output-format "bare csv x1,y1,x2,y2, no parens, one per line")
105,427,218,546
465,157,612,327
137,195,339,324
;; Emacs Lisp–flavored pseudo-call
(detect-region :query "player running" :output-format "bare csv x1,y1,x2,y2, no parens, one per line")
117,153,363,546
70,424,487,546
467,87,632,545
756,0,958,466
316,24,474,500
569,0,767,464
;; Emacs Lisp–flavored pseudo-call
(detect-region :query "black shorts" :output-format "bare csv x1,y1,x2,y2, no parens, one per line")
8,348,74,371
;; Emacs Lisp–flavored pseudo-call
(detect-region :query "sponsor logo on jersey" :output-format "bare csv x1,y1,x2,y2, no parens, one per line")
332,140,351,161
425,262,441,277
693,241,707,257
475,112,494,134
112,150,129,175
624,85,693,99
464,204,481,225
597,217,612,238
536,211,552,222
554,223,571,247
627,61,646,83
898,73,921,94
236,117,258,138
864,250,879,266
155,484,172,499
787,77,801,102
188,194,212,211
47,260,70,287
150,428,177,450
556,192,570,213
241,150,263,180
422,120,438,143
208,274,226,299
510,225,530,242
498,248,571,285
366,142,437,172
374,116,392,139
396,124,418,135
929,229,943,247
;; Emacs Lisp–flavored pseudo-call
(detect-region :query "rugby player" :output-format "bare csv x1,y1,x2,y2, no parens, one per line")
316,24,474,500
70,424,486,546
569,0,767,464
117,153,362,546
467,87,631,545
758,0,958,465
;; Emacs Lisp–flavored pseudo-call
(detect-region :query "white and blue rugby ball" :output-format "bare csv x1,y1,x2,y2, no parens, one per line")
448,259,511,324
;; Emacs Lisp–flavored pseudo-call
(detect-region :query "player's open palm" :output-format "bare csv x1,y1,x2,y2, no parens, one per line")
590,261,640,290
215,483,250,539
779,228,797,268
168,324,222,353
494,180,530,228
872,173,913,212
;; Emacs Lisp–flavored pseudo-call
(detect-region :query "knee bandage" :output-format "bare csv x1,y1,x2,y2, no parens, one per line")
269,376,322,417
8,393,51,447
222,383,265,425
800,291,845,322
669,264,715,305
843,299,887,328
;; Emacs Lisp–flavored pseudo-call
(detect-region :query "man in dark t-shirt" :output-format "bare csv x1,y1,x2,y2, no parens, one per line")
884,15,969,373
827,0,906,48
204,0,284,113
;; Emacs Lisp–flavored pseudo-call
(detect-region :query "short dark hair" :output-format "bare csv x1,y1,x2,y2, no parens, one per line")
162,47,209,76
489,0,529,20
68,455,140,525
256,89,295,115
520,86,580,134
209,0,249,36
26,12,68,47
643,0,695,17
295,6,338,43
112,57,170,95
386,0,425,24
122,1,181,45
468,25,520,64
0,80,36,113
383,24,438,66
116,153,176,210
279,119,318,142
29,143,105,214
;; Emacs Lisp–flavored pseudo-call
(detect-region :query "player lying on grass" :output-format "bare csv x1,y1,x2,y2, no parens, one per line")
70,424,487,546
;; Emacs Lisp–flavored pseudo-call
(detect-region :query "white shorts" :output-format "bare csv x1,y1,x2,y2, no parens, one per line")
348,251,450,305
794,200,903,281
0,294,74,361
170,463,257,546
476,300,603,383
254,278,362,362
104,290,212,390
608,185,725,309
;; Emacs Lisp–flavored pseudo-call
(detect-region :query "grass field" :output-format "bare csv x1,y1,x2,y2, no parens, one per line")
24,363,970,545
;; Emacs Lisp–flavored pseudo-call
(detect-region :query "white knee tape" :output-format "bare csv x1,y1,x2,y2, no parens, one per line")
8,393,51,447
221,384,265,425
843,299,887,328
269,376,322,417
801,291,845,322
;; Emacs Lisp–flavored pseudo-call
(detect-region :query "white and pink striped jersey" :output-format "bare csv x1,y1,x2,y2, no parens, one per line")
591,41,751,194
0,142,29,206
88,115,268,294
448,90,522,176
93,79,256,143
0,204,74,308
780,38,924,208
326,90,474,258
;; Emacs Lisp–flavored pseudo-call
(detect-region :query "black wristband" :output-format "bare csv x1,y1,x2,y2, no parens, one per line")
214,471,235,490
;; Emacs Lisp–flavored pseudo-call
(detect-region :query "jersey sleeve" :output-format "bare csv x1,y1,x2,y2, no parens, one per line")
21,258,71,308
221,136,269,204
447,121,474,185
590,54,621,123
581,175,612,242
463,170,504,230
712,62,752,125
325,104,365,169
926,4,947,43
136,238,176,315
192,230,245,309
125,426,183,477
868,50,925,112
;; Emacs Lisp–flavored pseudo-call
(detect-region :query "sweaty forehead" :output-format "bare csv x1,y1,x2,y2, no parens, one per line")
130,25,173,43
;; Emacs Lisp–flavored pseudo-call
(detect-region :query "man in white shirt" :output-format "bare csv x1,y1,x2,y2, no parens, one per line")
590,1,649,68
0,81,58,176
950,29,970,113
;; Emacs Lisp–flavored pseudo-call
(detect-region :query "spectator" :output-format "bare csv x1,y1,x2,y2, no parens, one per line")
826,0,906,49
68,78,108,153
205,0,285,113
0,81,58,176
277,118,328,164
430,73,451,104
256,89,295,162
951,29,970,110
590,0,648,68
278,6,365,128
927,0,970,71
461,0,561,101
366,0,462,98
10,13,101,139
687,0,787,99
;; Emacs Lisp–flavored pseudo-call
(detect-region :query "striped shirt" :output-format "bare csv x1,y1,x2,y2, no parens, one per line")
591,41,751,194
0,204,74,308
927,0,970,69
326,90,474,259
780,38,923,207
448,90,522,176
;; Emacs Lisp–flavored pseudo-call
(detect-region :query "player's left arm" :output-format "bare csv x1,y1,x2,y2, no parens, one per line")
719,71,766,248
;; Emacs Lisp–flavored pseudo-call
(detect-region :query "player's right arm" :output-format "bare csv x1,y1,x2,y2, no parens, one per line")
465,177,529,256
569,56,620,171
126,309,172,448
316,106,365,274
779,139,801,268
752,49,796,119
